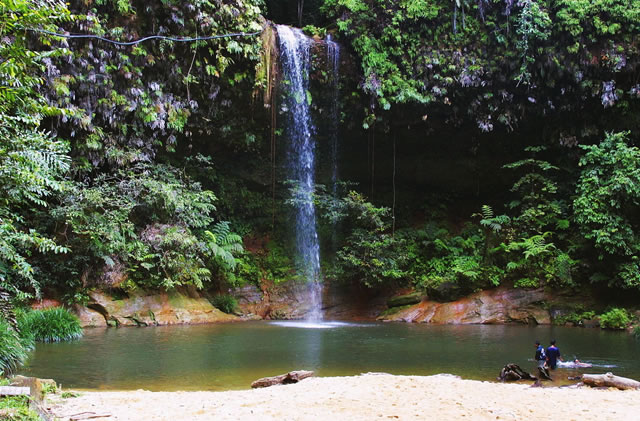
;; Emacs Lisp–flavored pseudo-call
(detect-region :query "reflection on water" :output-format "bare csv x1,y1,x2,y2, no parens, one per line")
270,321,362,329
19,321,640,391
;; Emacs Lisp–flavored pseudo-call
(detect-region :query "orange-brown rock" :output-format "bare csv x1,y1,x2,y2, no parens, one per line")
75,289,238,327
379,287,550,324
74,304,107,327
30,299,62,310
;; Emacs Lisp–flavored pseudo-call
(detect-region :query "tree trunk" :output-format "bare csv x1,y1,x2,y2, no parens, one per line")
251,370,314,388
582,372,640,390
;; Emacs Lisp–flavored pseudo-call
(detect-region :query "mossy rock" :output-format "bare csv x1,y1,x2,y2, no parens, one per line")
386,292,424,308
378,304,412,318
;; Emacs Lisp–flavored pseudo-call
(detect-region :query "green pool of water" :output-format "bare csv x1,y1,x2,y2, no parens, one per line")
19,321,639,391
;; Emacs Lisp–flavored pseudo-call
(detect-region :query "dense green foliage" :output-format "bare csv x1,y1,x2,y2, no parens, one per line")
0,0,72,299
0,319,29,376
1,0,640,319
598,307,632,330
574,132,640,289
322,0,640,132
324,191,407,287
211,294,238,314
1,0,259,300
553,309,596,326
51,163,244,290
17,307,83,343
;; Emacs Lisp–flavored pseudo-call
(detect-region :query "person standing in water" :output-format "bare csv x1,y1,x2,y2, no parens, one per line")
546,339,562,369
535,340,551,379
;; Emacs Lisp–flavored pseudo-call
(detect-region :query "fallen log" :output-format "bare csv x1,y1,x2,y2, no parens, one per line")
251,370,314,388
498,363,537,382
582,372,640,390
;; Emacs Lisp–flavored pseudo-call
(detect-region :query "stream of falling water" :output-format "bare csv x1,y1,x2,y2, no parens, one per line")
327,34,341,194
277,25,322,320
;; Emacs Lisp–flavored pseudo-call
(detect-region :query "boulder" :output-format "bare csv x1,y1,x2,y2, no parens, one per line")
380,287,551,324
582,318,600,328
10,376,57,401
74,304,107,327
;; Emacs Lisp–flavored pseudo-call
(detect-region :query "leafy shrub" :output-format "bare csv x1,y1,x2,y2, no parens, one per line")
574,132,640,289
0,318,29,376
317,190,407,288
302,25,326,37
553,310,596,326
18,308,83,343
406,221,504,298
599,308,631,330
211,295,238,314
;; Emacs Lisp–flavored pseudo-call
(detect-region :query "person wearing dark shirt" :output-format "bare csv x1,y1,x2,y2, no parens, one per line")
534,340,546,368
546,339,562,369
534,340,551,379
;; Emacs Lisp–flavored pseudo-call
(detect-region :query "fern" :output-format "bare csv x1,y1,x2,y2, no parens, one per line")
476,205,510,233
521,234,555,259
204,221,244,270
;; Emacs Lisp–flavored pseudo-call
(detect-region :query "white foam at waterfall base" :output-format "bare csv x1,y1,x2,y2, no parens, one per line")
269,320,361,329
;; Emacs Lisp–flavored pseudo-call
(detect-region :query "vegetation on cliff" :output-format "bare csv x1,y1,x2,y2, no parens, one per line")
0,0,638,322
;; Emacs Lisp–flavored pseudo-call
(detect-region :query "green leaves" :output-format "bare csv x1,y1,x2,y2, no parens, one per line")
323,0,640,130
53,163,243,291
574,131,640,288
316,189,407,288
17,307,83,343
0,0,73,297
0,318,29,376
204,221,244,270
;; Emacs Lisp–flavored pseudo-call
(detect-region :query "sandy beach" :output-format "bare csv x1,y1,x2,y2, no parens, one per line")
48,373,640,421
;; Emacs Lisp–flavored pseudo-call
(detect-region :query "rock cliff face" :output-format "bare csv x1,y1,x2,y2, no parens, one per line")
231,280,389,320
379,287,551,324
232,282,321,320
75,289,237,327
71,284,552,327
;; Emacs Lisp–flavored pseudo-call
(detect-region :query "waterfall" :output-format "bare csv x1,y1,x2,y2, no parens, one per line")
277,25,323,321
327,35,341,194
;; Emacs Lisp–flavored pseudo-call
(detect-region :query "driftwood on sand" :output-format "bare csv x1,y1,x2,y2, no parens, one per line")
251,370,314,388
498,364,537,381
582,372,640,390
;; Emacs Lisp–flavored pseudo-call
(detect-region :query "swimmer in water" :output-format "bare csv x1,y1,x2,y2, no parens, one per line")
573,359,592,368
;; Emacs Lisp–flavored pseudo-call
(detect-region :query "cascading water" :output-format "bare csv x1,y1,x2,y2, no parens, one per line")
277,25,323,321
327,35,341,194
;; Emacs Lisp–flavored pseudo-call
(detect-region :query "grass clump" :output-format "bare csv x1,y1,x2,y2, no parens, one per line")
211,294,238,314
61,391,80,398
18,307,83,343
0,319,30,376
